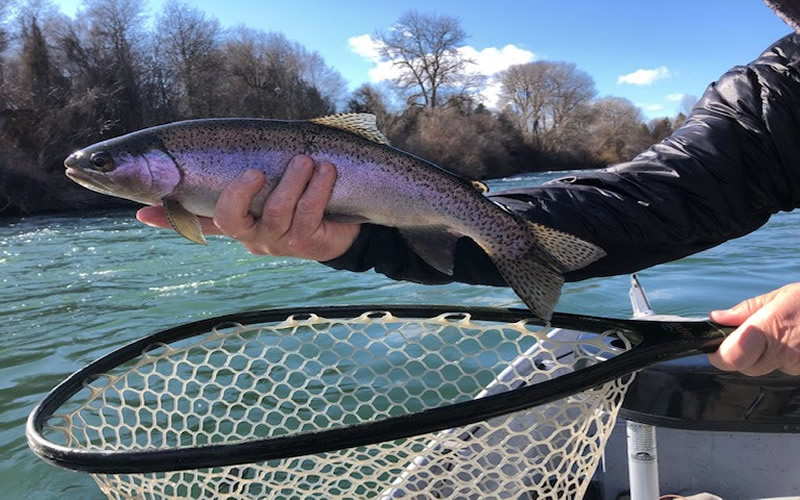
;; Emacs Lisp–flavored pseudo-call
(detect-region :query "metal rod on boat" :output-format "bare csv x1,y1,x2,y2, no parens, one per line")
626,421,660,500
627,275,660,499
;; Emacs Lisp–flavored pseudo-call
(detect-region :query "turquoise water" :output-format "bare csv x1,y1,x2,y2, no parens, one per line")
2,171,798,499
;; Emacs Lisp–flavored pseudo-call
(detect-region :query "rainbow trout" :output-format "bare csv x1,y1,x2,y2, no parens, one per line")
64,113,605,319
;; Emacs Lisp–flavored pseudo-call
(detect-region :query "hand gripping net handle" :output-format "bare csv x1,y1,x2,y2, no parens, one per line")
28,305,636,500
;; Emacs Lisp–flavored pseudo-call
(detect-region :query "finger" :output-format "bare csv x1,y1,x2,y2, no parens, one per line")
260,155,316,237
290,161,337,236
136,206,171,228
708,323,769,374
710,289,782,325
743,352,784,377
137,206,222,235
213,169,265,239
781,357,800,376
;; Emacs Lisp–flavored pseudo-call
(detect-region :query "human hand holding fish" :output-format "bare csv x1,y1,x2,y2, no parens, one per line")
137,155,361,262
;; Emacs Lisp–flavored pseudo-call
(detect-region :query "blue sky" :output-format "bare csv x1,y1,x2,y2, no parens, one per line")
51,0,791,118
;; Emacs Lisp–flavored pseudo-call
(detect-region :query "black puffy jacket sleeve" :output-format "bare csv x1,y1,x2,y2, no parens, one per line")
324,33,800,287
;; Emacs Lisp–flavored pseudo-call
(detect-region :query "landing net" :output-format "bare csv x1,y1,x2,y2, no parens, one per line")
38,308,634,499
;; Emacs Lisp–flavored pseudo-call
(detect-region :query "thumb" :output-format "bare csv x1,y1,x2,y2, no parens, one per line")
710,289,782,326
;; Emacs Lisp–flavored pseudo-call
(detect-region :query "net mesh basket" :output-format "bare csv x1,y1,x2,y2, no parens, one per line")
39,308,634,499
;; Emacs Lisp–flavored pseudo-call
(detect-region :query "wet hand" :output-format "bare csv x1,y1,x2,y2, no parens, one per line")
137,155,360,261
708,283,800,376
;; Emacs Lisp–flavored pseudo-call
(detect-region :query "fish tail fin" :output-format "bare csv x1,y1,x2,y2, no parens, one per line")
494,254,565,321
489,222,605,320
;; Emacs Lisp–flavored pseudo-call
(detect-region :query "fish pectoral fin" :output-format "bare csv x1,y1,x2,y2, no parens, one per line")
163,198,207,245
309,113,391,146
527,222,606,272
399,227,462,276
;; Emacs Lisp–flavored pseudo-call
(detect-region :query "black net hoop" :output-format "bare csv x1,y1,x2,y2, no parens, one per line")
26,304,650,499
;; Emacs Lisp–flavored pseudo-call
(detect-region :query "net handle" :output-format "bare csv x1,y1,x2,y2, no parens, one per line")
26,304,727,474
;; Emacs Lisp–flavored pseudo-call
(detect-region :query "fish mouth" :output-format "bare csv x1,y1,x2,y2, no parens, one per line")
65,166,117,197
65,166,98,187
64,166,82,180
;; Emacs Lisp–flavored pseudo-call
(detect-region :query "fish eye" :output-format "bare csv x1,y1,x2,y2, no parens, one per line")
90,152,114,172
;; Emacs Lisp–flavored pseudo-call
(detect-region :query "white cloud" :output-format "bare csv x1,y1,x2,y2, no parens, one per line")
665,93,685,102
459,44,535,76
462,44,536,108
347,34,402,83
347,34,536,108
643,104,663,112
347,34,381,60
617,66,671,86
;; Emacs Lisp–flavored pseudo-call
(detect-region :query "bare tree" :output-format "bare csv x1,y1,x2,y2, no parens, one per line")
375,11,476,109
78,0,148,132
547,63,595,135
6,1,66,106
497,62,549,141
403,107,486,177
346,83,393,128
155,0,222,117
19,15,51,103
648,117,674,143
397,106,522,179
587,97,650,164
300,50,347,111
222,28,333,119
498,61,595,152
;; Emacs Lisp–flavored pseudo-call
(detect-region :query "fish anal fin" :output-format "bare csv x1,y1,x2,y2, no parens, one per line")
163,198,207,245
309,113,391,146
528,222,606,272
399,227,462,275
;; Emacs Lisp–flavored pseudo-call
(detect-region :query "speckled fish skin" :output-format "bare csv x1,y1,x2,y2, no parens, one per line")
64,117,606,319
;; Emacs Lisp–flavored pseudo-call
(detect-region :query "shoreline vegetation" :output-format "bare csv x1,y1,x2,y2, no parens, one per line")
0,1,692,217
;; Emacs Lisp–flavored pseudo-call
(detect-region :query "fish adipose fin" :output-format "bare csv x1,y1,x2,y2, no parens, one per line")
163,198,207,245
471,180,489,193
490,224,605,320
399,227,462,275
309,113,391,146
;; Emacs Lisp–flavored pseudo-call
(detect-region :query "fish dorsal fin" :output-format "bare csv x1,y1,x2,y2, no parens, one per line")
309,113,391,146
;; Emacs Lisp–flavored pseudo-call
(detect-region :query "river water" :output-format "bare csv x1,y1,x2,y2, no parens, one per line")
2,172,798,499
